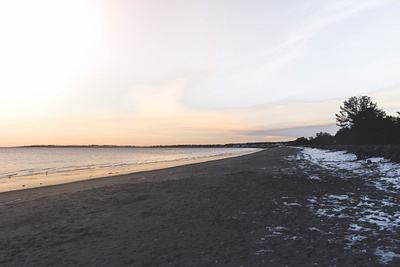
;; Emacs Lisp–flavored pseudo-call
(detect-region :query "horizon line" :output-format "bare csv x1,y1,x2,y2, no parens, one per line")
0,141,289,148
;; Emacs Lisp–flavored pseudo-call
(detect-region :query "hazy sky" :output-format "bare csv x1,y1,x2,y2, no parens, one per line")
1,0,400,146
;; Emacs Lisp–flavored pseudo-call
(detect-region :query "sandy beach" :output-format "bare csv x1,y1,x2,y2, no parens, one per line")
1,147,399,266
0,151,256,193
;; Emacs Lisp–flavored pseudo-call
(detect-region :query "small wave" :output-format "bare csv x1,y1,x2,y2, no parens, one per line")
0,147,260,180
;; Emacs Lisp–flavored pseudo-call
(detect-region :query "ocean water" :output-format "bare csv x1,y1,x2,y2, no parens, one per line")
0,147,260,180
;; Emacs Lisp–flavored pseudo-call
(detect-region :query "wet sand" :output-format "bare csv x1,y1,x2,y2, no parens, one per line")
0,147,398,266
0,152,255,193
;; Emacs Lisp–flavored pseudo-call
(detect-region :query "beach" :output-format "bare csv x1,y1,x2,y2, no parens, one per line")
1,147,399,266
0,150,257,193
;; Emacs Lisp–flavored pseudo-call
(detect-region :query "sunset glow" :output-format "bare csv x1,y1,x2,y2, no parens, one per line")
1,0,400,146
0,1,89,103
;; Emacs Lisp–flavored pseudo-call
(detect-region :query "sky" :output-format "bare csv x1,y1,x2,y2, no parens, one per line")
1,0,400,146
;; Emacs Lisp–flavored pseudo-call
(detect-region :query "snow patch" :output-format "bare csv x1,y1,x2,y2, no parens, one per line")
286,147,400,263
375,248,400,264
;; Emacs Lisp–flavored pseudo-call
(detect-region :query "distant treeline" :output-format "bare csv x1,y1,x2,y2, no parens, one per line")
150,142,279,148
23,142,279,149
289,96,400,162
290,96,400,146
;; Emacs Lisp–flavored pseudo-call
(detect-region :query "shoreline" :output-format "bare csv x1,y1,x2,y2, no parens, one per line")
0,150,261,194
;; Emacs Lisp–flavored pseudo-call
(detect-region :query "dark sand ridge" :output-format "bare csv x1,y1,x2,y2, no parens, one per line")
0,147,398,266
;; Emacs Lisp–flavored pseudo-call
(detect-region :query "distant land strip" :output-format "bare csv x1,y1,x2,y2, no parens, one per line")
16,142,284,149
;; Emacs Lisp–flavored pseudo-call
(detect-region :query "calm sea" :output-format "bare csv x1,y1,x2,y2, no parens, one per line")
0,147,260,179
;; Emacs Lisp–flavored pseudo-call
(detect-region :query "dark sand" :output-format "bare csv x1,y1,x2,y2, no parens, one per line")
0,147,398,266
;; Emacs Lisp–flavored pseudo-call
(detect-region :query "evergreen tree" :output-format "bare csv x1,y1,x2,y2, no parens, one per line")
335,96,386,144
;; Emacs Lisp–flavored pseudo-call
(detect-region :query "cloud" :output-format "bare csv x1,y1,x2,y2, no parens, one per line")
116,97,341,144
5,87,397,146
121,79,187,116
237,123,338,138
2,0,399,147
184,0,394,109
